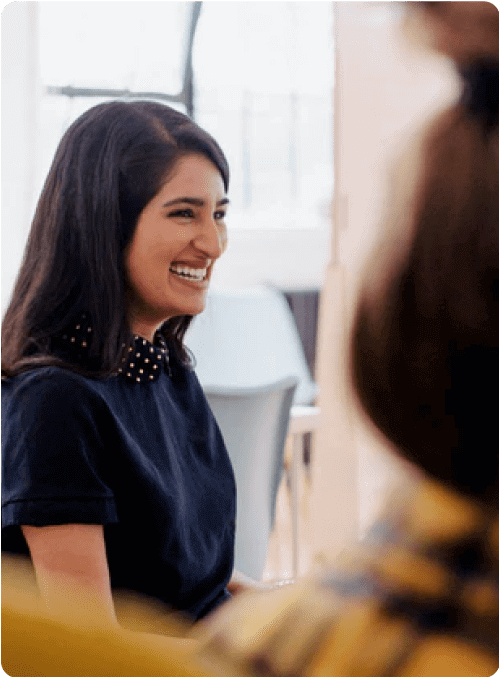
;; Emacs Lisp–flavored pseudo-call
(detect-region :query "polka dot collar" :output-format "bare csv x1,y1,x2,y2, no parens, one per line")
59,314,171,383
118,333,171,383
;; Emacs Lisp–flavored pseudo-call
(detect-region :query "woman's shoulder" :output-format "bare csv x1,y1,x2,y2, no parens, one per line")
2,366,109,409
4,365,93,388
1,366,119,446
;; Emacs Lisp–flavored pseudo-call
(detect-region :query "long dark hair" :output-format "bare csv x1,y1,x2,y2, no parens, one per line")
351,2,499,504
2,100,229,379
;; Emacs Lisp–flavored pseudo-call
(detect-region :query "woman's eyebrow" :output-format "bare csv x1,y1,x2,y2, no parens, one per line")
162,197,230,208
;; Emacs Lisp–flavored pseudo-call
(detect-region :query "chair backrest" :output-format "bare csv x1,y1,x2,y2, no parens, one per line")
204,377,298,581
185,285,318,405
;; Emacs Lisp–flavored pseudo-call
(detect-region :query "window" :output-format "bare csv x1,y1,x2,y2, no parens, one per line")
194,2,334,231
30,1,334,287
36,2,334,232
34,2,192,202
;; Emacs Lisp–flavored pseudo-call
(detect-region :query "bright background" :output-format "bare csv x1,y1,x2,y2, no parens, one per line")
2,2,459,563
2,1,334,307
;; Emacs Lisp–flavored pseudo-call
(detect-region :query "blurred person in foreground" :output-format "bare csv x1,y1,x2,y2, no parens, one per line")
194,3,499,676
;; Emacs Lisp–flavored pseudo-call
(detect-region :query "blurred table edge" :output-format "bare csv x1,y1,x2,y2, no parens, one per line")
288,406,322,579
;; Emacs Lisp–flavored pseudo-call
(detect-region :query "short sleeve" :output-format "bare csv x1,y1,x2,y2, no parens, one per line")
2,369,118,528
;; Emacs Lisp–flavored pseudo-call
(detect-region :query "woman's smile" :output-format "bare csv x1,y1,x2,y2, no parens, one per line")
169,260,212,282
124,154,228,340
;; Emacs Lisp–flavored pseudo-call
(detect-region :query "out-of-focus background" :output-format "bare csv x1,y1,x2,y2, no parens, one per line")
2,2,459,579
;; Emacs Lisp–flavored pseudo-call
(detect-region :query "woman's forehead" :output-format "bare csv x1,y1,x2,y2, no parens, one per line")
156,154,226,202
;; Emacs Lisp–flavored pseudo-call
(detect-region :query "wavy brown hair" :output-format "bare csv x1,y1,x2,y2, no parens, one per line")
2,100,229,379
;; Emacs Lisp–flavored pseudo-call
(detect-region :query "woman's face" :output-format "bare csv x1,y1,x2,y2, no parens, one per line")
124,153,228,340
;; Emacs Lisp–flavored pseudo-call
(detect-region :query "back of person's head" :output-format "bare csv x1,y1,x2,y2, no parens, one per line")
1,100,229,379
351,2,499,505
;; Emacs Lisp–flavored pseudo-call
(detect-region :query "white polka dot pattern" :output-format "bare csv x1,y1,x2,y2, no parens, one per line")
60,314,170,383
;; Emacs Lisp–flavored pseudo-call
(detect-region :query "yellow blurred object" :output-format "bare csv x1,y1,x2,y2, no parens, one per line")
408,481,484,543
195,478,499,677
401,637,499,677
1,555,212,677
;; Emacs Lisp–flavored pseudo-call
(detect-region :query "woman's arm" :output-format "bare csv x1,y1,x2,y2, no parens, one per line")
2,553,204,677
21,523,196,649
228,569,296,595
228,569,268,595
22,523,117,622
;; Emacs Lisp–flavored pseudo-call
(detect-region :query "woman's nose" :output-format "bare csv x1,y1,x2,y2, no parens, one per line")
193,217,227,259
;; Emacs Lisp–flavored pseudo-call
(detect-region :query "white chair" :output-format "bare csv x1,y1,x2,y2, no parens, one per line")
205,377,298,581
187,285,321,578
185,285,318,405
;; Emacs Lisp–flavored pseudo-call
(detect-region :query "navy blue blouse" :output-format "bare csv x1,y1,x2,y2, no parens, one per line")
2,327,236,621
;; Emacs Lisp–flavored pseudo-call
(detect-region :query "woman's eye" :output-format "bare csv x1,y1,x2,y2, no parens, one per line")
168,209,194,218
214,211,227,221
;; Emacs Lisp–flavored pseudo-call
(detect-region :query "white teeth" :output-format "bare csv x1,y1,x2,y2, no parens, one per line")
169,264,208,281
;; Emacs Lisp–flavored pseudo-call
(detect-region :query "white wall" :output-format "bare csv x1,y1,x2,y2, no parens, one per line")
311,2,459,562
1,1,40,311
210,226,331,290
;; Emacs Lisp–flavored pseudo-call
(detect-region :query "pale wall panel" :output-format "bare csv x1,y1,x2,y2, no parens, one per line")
311,2,459,563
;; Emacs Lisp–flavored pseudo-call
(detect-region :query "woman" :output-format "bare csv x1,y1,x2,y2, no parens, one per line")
195,3,499,675
2,100,237,628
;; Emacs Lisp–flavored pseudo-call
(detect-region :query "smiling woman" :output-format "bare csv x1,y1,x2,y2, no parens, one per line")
125,154,229,341
1,100,238,631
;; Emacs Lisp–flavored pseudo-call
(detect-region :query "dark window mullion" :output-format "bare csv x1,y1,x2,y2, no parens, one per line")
45,2,202,119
